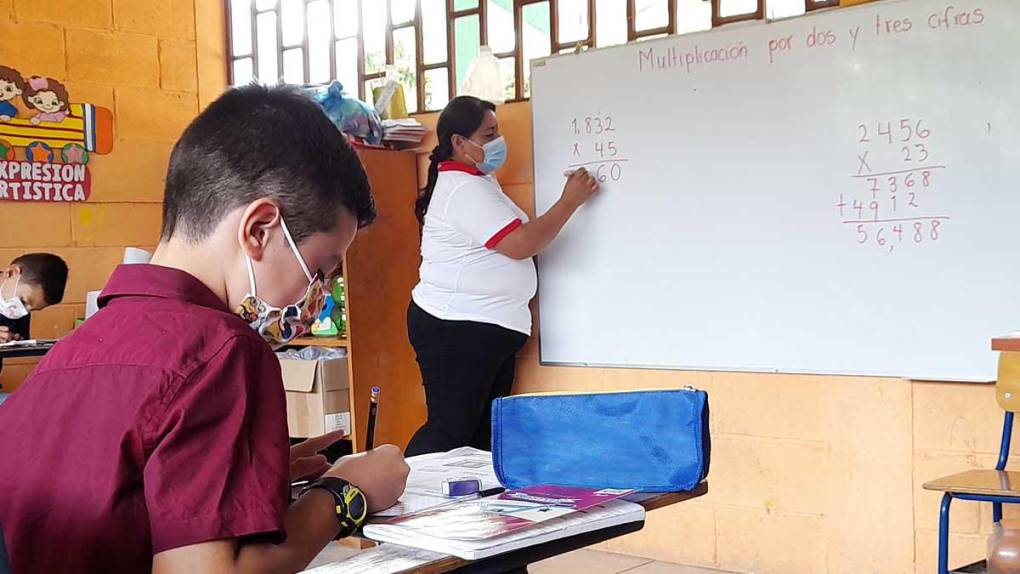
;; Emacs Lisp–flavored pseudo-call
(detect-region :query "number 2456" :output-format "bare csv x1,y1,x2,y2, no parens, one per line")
859,119,931,144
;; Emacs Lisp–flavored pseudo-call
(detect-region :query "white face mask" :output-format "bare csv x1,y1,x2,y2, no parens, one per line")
0,276,28,320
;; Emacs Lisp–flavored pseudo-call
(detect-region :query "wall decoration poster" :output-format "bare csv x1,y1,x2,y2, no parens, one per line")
0,65,114,203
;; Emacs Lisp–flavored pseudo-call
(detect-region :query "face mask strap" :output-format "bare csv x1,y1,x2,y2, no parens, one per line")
244,256,258,297
279,217,314,283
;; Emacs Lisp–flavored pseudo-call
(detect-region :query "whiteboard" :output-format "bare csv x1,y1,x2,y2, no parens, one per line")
531,0,1019,381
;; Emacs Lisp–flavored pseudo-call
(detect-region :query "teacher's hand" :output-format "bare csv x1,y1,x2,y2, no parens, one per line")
562,167,600,207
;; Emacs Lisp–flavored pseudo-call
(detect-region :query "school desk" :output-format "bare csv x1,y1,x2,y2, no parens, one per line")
0,340,55,360
306,486,708,573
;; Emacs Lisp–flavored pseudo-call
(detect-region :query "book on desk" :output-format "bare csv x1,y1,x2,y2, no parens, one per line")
360,449,646,560
363,497,644,560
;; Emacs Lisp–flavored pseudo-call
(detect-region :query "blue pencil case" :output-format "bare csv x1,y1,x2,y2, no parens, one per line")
491,388,710,492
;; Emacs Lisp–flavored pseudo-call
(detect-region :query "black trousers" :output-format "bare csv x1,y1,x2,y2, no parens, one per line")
406,302,528,457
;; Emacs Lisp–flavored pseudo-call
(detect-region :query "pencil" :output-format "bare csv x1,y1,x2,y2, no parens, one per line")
365,386,380,451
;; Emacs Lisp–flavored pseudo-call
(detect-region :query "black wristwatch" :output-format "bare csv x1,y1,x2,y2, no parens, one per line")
301,477,368,539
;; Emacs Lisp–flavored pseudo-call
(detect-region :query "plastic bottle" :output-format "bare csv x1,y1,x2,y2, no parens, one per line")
989,521,1020,574
459,46,505,104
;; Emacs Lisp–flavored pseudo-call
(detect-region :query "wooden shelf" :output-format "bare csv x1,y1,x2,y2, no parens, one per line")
288,336,349,348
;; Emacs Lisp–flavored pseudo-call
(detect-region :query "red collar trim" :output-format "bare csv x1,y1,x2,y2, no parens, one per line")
438,161,484,176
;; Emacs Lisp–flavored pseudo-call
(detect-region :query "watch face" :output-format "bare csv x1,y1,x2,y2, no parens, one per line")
343,485,367,522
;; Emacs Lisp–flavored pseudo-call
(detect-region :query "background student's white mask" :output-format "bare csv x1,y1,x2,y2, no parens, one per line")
0,276,28,320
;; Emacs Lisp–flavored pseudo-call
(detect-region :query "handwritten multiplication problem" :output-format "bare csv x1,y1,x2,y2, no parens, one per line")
842,117,950,252
568,113,626,183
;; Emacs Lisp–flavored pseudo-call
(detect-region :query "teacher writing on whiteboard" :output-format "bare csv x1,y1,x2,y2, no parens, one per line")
406,96,599,456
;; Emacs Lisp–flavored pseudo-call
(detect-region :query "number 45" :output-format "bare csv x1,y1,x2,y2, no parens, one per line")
594,141,618,158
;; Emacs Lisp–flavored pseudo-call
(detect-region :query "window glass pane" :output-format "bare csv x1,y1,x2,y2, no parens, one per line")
719,0,758,18
231,0,253,55
454,15,480,91
391,0,415,26
487,0,515,53
336,38,359,95
766,0,803,19
595,0,626,47
424,67,450,111
521,2,550,98
363,0,387,74
281,0,303,46
422,0,447,65
334,0,359,38
233,57,254,85
393,26,418,113
256,11,279,82
283,48,304,84
498,56,515,101
454,0,478,9
255,0,276,10
308,0,331,83
557,0,588,44
635,0,667,31
676,0,712,34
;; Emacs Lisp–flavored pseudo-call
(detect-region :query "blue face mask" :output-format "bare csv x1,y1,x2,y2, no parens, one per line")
467,136,507,174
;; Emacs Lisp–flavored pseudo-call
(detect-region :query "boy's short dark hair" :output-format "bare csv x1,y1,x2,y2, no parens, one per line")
12,253,68,306
160,84,376,244
0,66,25,89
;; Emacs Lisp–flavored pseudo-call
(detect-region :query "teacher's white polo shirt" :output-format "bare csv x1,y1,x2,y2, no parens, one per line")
412,161,537,335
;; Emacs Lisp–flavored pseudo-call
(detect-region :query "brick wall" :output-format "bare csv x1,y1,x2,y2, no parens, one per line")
0,0,225,391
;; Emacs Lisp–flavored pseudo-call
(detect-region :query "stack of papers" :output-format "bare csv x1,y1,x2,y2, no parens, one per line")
373,447,501,518
382,119,427,146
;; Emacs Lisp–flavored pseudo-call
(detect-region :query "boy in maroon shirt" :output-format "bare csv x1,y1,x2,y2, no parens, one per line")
0,85,409,573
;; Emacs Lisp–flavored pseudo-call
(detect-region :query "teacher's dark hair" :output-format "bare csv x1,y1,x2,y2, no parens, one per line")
416,96,496,223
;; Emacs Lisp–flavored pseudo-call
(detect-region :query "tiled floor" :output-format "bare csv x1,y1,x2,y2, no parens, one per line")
307,546,738,573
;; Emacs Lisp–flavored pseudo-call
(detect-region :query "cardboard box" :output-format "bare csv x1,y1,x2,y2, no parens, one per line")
279,356,351,439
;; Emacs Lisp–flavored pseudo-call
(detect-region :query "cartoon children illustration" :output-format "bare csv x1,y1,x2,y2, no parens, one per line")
23,76,70,125
0,66,25,122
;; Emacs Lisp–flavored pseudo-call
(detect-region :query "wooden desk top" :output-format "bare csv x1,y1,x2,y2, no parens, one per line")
309,483,709,574
993,337,1020,352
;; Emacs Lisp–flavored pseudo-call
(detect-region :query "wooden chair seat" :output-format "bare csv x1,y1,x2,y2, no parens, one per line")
924,470,1020,497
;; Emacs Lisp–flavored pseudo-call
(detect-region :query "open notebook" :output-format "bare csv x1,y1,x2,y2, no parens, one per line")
362,499,645,560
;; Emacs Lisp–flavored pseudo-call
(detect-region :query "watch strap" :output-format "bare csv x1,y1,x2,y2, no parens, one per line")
301,476,368,539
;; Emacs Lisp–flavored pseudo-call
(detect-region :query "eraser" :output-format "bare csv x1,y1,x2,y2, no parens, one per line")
441,478,481,497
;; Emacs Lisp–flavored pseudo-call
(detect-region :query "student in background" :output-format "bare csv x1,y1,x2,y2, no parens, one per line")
0,253,68,385
0,85,409,574
0,253,67,346
406,96,599,456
